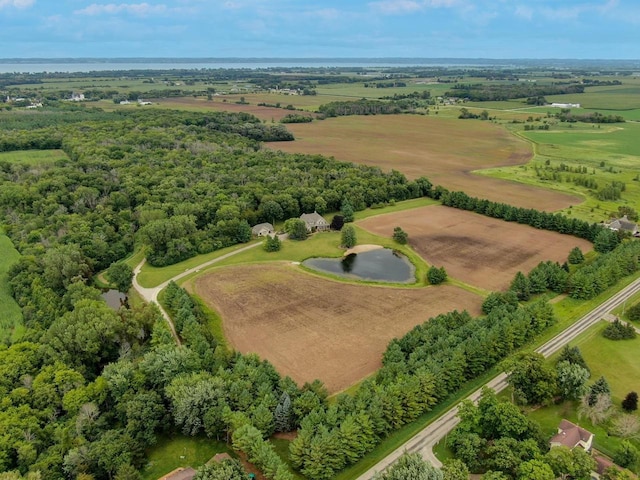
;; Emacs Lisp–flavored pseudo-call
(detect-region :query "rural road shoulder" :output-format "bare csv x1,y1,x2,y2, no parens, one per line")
357,276,640,479
132,241,263,343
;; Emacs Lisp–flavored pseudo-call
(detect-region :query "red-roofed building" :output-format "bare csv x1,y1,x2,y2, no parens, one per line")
549,419,594,452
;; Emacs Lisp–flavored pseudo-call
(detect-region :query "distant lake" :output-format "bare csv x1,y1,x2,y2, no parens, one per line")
0,58,503,74
303,248,415,283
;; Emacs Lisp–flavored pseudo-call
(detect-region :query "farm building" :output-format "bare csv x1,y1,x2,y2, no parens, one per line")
251,222,274,237
549,419,594,451
605,215,640,236
300,211,329,232
550,102,581,108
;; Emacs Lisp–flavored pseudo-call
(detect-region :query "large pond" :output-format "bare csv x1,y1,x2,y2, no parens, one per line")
303,248,415,283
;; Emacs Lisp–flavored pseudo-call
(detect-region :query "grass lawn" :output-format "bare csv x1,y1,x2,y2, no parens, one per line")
141,435,233,480
528,321,640,466
144,198,440,290
0,148,68,165
271,438,305,480
0,229,23,344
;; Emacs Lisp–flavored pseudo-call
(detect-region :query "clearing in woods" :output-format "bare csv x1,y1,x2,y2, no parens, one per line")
358,205,594,292
193,262,483,393
265,115,581,211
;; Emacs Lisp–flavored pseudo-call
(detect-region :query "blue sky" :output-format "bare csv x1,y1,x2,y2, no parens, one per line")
0,0,638,59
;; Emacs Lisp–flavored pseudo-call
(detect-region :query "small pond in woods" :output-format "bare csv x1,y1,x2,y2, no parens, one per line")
303,248,415,283
101,289,127,310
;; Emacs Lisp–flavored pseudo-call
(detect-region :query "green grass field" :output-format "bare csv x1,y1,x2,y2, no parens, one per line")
0,229,23,344
528,322,640,466
476,120,640,223
0,149,68,165
141,435,233,480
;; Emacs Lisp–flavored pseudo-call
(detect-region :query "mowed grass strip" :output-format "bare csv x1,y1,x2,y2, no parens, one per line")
193,262,482,393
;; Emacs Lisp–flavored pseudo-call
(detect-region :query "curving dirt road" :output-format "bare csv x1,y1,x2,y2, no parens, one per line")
132,241,263,344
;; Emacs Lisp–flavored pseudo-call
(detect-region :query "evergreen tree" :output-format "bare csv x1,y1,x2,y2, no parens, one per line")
510,271,531,301
263,235,281,252
568,246,585,264
427,266,447,285
274,393,293,432
341,225,357,248
392,227,408,244
330,215,345,231
588,376,611,406
622,391,638,412
557,345,590,375
341,201,355,223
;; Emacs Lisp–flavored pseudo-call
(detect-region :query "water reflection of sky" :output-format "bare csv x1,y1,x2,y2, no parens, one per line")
303,248,415,283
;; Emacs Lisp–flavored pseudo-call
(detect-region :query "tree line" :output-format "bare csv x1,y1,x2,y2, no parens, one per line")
446,83,585,102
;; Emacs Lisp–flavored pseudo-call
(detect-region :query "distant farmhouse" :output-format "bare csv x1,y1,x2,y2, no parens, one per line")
70,92,85,101
604,215,640,237
300,211,329,232
251,222,274,237
550,419,594,451
550,102,581,108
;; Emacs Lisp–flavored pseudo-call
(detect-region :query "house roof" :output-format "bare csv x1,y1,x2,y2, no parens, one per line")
158,467,196,480
251,222,274,233
211,453,232,463
610,215,638,232
300,211,328,226
550,419,593,449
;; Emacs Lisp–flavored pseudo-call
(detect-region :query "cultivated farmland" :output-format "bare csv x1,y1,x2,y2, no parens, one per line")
358,205,594,291
193,262,483,393
266,115,581,210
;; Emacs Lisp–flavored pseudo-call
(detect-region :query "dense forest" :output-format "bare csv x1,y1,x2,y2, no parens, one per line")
1,90,640,479
0,107,430,270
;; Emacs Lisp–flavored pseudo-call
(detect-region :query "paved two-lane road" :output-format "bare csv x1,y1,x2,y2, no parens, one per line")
357,276,640,479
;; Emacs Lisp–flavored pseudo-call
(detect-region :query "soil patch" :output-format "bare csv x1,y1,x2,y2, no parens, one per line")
157,97,314,122
343,244,384,255
358,205,593,291
265,115,579,211
193,263,482,393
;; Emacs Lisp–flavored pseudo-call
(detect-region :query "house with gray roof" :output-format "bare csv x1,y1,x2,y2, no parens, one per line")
251,222,274,237
606,215,639,237
300,211,330,232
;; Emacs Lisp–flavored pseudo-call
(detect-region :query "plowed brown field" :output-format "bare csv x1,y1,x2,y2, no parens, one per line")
193,263,482,393
266,115,580,211
358,205,593,291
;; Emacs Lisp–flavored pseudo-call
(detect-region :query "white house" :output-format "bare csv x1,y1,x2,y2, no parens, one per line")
605,215,639,237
